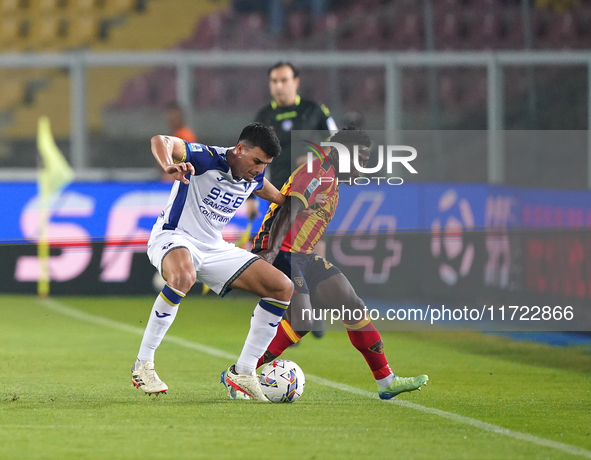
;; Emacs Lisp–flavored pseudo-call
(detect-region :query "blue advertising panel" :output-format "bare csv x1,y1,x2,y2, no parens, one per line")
326,183,421,233
0,182,263,244
1,180,590,304
0,181,265,290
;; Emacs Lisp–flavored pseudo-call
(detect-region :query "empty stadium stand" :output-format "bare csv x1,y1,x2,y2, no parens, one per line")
0,0,229,139
1,0,589,152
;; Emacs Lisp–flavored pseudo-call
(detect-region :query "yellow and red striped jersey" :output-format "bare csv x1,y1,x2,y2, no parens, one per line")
252,158,339,254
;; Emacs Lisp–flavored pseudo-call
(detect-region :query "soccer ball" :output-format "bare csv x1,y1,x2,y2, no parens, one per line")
260,359,305,403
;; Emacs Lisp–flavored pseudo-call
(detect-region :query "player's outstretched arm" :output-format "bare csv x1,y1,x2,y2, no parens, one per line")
151,135,195,184
252,178,286,205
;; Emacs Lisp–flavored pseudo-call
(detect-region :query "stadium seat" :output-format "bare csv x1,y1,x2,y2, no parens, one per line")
439,73,461,109
235,76,266,109
467,11,502,49
343,71,384,109
574,7,591,48
115,73,150,109
36,0,63,13
340,13,383,50
183,11,228,50
544,10,578,48
473,0,502,7
75,0,97,13
402,70,427,109
460,70,487,111
314,12,338,31
65,14,99,48
304,69,330,105
150,67,177,108
532,7,552,48
434,11,468,50
193,69,227,109
503,7,525,49
352,0,385,7
0,0,20,14
0,14,24,49
438,0,462,7
28,15,63,49
228,12,267,50
384,9,424,50
195,77,225,110
0,70,25,110
155,78,177,108
102,0,135,16
283,11,310,41
285,11,310,42
308,13,338,49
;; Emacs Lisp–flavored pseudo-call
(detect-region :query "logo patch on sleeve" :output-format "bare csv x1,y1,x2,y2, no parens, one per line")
188,143,202,152
306,178,320,195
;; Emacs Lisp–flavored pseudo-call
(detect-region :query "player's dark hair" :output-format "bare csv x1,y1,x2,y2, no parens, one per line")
237,122,282,158
329,126,372,148
268,61,300,79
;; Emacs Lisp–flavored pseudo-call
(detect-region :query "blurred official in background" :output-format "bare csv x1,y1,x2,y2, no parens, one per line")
166,101,197,143
254,61,337,337
160,102,198,182
254,61,337,190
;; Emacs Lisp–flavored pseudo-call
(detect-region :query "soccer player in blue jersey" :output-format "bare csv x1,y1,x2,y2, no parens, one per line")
131,123,292,401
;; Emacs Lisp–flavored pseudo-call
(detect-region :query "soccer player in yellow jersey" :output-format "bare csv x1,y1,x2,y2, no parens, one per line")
245,127,429,400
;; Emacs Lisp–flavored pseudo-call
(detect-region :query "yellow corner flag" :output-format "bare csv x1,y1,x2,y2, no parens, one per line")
37,116,75,297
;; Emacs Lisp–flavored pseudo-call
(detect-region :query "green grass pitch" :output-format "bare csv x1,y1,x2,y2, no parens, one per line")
1,293,590,459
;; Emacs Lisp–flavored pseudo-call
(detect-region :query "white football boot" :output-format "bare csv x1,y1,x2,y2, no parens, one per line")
224,364,267,401
220,369,251,400
131,361,168,395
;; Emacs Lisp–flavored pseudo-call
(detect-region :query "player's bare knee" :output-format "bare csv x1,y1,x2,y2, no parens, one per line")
166,269,196,293
332,293,364,314
270,273,293,302
354,295,365,310
344,296,365,318
350,296,366,315
283,276,295,300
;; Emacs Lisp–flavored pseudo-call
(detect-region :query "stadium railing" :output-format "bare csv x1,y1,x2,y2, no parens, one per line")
1,50,591,187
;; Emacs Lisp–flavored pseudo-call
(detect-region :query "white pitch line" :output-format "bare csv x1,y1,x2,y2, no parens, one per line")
37,298,591,459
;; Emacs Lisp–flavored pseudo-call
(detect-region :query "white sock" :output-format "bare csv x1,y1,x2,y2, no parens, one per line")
377,374,395,388
236,302,286,374
137,285,184,362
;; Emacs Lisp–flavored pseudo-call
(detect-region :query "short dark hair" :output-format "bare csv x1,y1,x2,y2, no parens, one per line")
267,61,300,79
237,122,281,158
329,126,372,148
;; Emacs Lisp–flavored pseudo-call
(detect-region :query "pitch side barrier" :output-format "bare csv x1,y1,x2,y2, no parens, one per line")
0,180,590,331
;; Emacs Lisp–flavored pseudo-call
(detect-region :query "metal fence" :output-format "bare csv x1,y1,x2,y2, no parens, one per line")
1,50,591,186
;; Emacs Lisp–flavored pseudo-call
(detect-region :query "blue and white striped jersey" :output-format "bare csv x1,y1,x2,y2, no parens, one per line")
152,141,264,244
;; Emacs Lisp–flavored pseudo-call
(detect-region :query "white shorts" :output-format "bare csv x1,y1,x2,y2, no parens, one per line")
147,230,260,296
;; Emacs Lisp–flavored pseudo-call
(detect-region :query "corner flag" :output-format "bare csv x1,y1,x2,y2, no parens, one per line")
37,116,74,297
